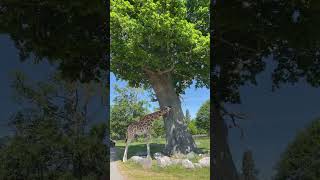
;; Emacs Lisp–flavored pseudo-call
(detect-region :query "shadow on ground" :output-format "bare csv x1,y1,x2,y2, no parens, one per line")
116,143,165,160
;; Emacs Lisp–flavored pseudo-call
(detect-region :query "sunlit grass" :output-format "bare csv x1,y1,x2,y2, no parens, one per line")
115,136,210,180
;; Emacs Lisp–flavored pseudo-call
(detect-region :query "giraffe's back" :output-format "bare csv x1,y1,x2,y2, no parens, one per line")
127,120,152,136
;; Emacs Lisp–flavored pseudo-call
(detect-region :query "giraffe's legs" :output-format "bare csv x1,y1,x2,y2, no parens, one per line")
146,134,151,159
123,136,132,162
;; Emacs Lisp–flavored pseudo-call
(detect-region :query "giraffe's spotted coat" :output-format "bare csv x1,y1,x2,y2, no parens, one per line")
122,106,172,162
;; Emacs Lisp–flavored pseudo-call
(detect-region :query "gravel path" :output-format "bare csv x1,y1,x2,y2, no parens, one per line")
110,147,126,180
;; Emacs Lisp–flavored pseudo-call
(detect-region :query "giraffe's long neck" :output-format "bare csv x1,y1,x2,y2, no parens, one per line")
142,109,169,122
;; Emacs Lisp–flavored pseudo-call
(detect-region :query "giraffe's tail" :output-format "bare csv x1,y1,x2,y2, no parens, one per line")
125,132,128,143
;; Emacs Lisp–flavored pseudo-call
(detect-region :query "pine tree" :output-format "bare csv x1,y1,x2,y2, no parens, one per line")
241,150,258,180
185,109,191,124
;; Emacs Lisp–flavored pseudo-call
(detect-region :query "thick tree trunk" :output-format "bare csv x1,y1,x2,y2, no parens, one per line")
146,72,197,155
212,91,239,180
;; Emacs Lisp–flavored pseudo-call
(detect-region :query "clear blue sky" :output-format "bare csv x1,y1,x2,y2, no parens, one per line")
110,73,209,119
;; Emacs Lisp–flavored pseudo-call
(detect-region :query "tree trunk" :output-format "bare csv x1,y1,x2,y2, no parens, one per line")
212,91,239,180
146,72,197,154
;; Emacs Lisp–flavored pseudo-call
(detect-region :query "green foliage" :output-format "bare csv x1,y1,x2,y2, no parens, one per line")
0,72,108,179
186,0,209,35
187,120,198,135
151,118,165,138
195,100,209,134
110,0,209,94
110,85,149,140
214,1,320,103
274,119,320,180
0,0,108,83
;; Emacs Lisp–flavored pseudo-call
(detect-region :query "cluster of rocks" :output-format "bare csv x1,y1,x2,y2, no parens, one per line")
129,151,210,169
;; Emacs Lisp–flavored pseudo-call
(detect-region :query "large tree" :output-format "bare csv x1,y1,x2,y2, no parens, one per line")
111,0,209,154
213,0,320,179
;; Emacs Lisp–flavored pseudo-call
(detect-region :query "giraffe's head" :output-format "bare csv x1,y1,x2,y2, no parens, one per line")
162,106,172,114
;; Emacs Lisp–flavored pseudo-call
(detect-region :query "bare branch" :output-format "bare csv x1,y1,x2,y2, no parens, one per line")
158,65,175,75
142,66,156,74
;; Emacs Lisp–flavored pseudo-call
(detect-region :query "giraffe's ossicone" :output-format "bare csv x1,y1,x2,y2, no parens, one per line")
122,106,172,162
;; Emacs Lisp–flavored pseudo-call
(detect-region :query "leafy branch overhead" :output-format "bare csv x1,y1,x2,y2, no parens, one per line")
0,0,108,83
111,0,209,94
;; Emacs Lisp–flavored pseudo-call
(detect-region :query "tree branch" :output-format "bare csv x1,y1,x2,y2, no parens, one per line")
142,66,156,74
158,65,175,75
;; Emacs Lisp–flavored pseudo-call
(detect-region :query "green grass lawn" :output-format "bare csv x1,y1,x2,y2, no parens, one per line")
115,136,210,180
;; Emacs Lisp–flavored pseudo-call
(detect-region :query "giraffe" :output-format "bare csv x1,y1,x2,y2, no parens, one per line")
122,106,172,162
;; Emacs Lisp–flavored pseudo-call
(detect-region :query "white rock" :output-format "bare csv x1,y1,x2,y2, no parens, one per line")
181,159,194,169
171,159,183,165
157,156,172,168
172,152,185,159
198,157,210,167
194,163,202,168
186,152,196,159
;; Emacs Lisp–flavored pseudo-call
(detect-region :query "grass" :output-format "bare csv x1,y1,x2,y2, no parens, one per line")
114,136,210,180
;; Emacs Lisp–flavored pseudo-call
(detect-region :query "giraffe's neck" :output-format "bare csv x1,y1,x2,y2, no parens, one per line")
142,109,169,122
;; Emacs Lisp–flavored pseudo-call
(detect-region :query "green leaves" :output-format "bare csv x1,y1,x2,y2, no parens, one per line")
0,71,108,179
274,119,320,180
195,100,209,134
110,85,150,139
111,0,209,93
0,0,108,83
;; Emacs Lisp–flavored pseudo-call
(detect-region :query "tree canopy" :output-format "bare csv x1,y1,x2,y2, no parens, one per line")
111,0,209,94
274,118,320,180
195,100,210,134
0,0,108,83
0,72,108,179
110,85,149,139
213,1,320,179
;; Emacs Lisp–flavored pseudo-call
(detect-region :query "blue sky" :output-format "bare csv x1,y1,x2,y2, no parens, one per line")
110,73,209,119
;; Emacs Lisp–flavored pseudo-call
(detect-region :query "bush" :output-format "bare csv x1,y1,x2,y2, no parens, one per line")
274,119,320,180
195,100,210,134
188,121,198,135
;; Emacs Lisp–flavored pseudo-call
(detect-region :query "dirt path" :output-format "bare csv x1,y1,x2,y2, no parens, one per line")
110,147,126,180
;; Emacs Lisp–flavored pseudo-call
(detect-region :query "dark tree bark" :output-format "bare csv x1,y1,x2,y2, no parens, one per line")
146,71,197,155
212,90,239,180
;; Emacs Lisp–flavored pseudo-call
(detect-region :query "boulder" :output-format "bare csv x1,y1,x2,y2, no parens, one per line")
181,159,194,169
157,156,172,168
171,159,183,165
198,157,210,167
186,152,196,159
171,152,185,159
194,163,202,168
